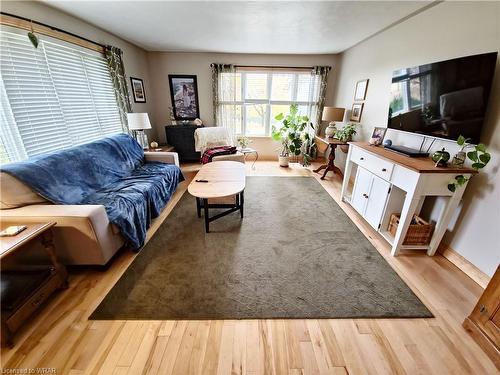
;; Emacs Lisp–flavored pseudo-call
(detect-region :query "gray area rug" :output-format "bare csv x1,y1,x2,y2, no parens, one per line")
90,176,432,320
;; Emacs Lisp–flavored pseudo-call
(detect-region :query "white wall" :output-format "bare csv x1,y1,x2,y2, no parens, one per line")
1,1,156,138
333,1,500,276
147,52,339,158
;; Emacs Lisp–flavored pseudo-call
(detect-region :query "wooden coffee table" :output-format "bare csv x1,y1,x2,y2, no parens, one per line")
188,161,246,233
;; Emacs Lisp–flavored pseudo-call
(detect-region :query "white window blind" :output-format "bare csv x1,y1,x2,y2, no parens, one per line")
216,69,321,137
0,27,123,164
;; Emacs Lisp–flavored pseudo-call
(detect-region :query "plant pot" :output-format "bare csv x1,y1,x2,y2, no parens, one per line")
451,151,466,167
278,156,289,167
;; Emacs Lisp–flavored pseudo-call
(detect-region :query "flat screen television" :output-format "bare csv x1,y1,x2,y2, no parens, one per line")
387,52,497,145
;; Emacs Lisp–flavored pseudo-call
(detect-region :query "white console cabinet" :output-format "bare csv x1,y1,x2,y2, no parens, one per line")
341,142,476,256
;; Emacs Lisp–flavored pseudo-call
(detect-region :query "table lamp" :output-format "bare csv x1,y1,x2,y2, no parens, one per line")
322,107,345,138
127,113,152,149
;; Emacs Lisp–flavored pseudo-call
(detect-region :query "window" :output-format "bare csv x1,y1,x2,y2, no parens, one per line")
0,27,123,164
389,66,432,117
217,69,321,136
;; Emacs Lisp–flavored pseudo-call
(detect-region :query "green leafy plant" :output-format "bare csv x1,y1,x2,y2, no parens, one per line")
237,136,252,149
271,104,314,165
335,122,357,142
302,136,317,166
447,136,492,192
456,135,472,152
28,21,39,48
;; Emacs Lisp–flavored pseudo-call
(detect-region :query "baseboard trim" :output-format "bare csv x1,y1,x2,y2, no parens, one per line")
438,243,491,289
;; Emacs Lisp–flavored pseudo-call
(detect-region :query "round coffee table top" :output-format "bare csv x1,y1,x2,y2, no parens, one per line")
188,161,246,199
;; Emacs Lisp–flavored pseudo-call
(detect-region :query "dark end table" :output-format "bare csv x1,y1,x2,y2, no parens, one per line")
313,136,349,180
0,222,68,347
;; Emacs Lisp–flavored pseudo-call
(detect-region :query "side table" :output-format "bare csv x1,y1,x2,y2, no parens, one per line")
313,136,349,179
145,144,175,153
238,147,259,169
0,222,68,347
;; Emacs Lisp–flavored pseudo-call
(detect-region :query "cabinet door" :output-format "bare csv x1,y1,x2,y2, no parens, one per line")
464,266,500,366
165,126,202,161
471,266,500,346
364,174,391,230
351,167,372,216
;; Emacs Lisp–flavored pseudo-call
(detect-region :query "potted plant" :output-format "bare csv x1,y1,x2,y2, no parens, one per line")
447,135,492,192
276,137,290,167
272,104,313,167
237,136,252,150
334,122,357,142
451,135,472,167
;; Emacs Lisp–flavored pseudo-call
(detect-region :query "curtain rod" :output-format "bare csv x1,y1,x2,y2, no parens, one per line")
235,65,314,69
0,11,106,49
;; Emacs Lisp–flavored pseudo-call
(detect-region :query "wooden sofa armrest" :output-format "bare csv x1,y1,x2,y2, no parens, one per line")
144,152,179,167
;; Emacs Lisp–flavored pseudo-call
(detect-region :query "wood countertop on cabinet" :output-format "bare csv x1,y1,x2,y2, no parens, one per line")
348,142,477,174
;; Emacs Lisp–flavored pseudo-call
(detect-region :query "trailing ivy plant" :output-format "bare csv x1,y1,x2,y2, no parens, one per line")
447,135,491,192
271,104,314,165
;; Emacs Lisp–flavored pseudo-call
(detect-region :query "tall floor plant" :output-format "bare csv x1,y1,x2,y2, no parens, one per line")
271,104,315,166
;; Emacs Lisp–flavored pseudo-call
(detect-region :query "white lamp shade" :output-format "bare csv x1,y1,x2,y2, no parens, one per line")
127,113,152,130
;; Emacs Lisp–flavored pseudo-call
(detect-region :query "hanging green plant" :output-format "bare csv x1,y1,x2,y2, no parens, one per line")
28,21,39,48
447,136,491,192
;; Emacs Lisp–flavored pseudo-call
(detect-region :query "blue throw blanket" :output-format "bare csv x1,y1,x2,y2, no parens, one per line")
2,134,184,249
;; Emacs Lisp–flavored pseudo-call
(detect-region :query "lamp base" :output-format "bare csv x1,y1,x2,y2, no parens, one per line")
134,130,149,149
325,122,337,138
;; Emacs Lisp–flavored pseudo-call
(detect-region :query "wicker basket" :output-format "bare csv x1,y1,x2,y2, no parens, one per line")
388,214,433,245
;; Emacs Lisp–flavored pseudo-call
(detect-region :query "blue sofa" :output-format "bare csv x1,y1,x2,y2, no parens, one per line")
1,134,184,258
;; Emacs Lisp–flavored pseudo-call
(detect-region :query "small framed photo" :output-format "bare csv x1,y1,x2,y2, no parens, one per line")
350,103,364,122
168,74,200,120
130,77,146,103
370,127,387,145
354,79,369,101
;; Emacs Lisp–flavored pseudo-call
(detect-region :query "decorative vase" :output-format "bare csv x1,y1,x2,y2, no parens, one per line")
325,123,336,138
451,151,466,167
278,156,289,167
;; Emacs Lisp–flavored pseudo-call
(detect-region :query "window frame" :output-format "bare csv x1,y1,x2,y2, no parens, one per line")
0,25,123,163
218,69,319,137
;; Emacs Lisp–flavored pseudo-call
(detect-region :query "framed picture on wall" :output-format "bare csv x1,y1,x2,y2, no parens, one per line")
130,77,146,103
350,103,364,122
168,74,200,120
354,79,369,101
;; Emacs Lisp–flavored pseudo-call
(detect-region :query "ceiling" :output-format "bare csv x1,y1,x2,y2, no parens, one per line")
42,1,433,54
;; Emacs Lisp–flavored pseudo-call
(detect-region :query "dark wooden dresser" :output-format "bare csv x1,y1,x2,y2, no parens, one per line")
165,125,204,162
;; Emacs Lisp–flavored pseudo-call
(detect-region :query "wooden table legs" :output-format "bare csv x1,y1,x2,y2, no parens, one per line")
313,144,343,180
41,229,69,288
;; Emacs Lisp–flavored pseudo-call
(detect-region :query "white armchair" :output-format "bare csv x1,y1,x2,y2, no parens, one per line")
194,127,245,163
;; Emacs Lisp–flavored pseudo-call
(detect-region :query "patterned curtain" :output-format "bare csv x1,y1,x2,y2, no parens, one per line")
312,66,331,135
210,63,237,128
105,46,132,132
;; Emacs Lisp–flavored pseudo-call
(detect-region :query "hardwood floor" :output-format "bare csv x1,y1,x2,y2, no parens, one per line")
1,161,497,374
